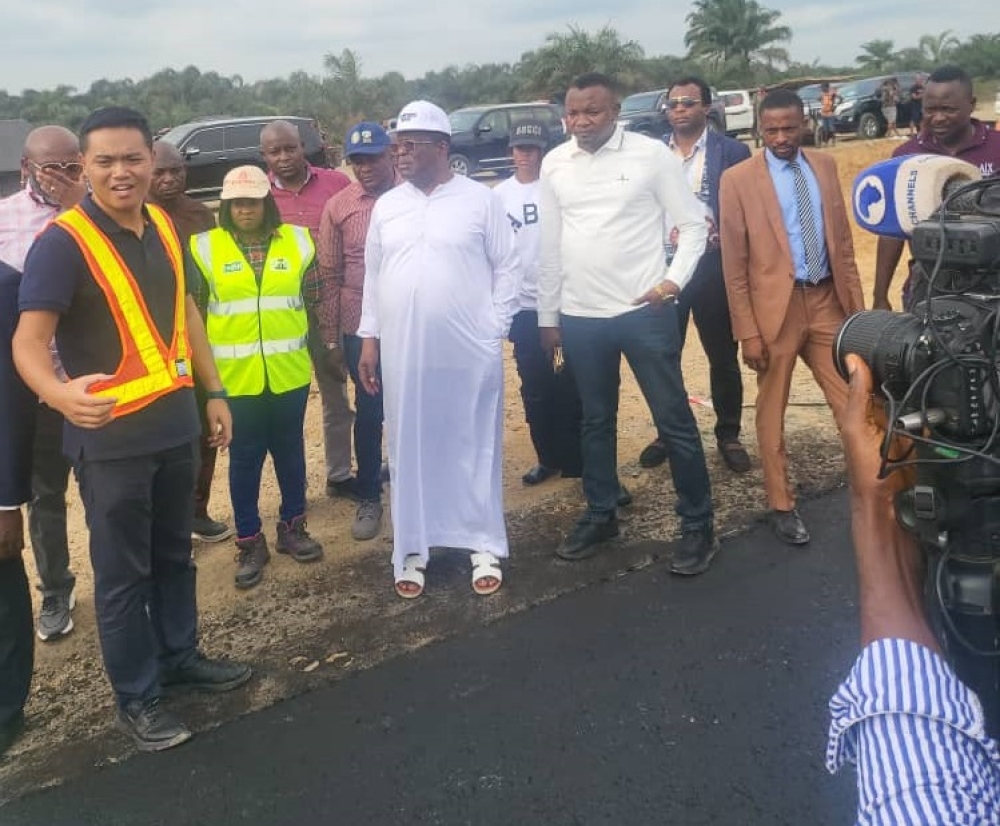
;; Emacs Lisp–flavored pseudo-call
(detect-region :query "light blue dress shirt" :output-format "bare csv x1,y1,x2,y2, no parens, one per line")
764,149,830,283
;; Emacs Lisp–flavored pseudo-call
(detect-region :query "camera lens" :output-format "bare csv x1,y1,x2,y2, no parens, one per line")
833,310,927,396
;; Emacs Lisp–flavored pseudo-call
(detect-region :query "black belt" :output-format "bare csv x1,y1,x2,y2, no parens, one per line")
794,277,832,289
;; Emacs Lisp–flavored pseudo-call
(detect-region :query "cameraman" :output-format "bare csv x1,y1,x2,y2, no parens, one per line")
827,353,1000,822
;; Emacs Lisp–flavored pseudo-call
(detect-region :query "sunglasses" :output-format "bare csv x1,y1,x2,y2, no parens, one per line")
29,160,85,180
395,139,440,154
665,97,702,110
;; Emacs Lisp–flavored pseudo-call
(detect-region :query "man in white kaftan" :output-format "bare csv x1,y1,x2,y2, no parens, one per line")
357,101,521,597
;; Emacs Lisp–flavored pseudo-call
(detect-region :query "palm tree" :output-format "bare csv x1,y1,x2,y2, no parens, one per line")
918,30,960,65
855,40,896,72
518,25,645,99
684,0,791,73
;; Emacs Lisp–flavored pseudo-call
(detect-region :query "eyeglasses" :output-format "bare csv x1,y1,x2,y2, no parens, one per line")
28,160,84,180
395,139,439,154
665,97,701,110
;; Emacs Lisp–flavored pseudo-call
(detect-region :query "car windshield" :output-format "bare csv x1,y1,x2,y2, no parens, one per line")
449,110,484,133
621,92,661,113
836,82,862,99
798,85,823,103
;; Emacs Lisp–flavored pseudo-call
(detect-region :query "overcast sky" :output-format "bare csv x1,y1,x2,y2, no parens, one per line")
0,0,984,95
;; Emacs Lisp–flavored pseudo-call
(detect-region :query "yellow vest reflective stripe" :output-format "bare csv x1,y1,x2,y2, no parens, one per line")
190,225,314,396
54,204,193,419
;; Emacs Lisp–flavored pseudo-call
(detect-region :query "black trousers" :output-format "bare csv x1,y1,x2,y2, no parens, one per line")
670,253,744,445
0,554,33,728
509,310,583,475
27,404,75,598
76,441,200,707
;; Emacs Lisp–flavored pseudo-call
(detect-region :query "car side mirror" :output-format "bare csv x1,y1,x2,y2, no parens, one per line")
184,147,201,158
477,124,492,135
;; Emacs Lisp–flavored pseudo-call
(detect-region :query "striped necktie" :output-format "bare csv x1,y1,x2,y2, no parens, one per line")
788,159,826,284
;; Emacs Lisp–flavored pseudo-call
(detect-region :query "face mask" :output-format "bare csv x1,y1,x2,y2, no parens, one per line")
26,173,61,208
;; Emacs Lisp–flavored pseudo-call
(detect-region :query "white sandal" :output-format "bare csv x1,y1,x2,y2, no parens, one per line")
394,554,426,599
470,552,503,596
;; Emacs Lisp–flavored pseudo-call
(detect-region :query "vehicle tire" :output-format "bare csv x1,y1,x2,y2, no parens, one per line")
449,154,475,176
858,113,882,140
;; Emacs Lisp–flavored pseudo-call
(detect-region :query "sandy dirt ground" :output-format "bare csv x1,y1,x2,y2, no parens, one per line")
1,136,915,798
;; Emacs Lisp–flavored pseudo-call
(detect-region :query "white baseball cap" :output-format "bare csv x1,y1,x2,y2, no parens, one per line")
395,100,452,136
220,165,270,200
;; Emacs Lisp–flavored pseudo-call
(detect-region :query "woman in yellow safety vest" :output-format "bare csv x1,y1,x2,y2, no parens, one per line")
190,165,323,590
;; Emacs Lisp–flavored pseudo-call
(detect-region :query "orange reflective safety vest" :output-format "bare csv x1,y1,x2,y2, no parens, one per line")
54,204,194,418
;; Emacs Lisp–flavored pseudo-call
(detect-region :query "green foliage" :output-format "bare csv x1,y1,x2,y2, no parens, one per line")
0,26,996,143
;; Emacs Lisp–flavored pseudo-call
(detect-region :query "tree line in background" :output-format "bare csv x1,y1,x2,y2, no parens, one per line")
1,1,998,146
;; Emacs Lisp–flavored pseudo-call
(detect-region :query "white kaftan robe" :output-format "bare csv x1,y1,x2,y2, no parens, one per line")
358,175,521,579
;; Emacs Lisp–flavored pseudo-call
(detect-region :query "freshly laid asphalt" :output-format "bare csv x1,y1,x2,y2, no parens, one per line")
3,489,860,825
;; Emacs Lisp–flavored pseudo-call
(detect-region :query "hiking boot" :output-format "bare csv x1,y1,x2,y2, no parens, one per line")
352,500,383,541
191,515,235,543
116,698,192,753
276,516,324,562
234,533,270,589
37,591,76,641
162,652,252,693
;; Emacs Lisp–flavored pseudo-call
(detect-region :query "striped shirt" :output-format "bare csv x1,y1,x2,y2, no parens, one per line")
828,638,1000,824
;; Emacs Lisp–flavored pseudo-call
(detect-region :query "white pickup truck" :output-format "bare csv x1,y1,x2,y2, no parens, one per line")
719,89,754,137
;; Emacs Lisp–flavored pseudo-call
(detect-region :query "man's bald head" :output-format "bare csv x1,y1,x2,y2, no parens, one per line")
153,140,185,167
259,119,301,147
149,140,188,203
23,125,80,164
260,120,307,187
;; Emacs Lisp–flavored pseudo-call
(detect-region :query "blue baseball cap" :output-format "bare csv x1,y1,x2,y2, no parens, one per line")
345,121,391,156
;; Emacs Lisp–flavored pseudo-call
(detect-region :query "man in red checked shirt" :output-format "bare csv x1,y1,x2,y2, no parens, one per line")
317,122,400,542
260,120,357,500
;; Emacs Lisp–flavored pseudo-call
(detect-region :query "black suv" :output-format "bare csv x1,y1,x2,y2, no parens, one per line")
446,103,565,177
617,88,727,138
832,72,922,139
157,116,328,195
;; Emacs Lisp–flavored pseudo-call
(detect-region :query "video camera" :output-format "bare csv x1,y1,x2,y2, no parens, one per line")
834,155,1000,735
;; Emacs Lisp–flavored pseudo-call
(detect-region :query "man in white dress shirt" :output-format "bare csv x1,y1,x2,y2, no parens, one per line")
357,101,521,599
537,72,717,575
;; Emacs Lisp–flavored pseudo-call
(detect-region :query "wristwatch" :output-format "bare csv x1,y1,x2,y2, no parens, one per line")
205,389,228,400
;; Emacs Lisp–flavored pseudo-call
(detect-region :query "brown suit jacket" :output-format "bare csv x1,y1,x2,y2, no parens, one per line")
719,149,864,345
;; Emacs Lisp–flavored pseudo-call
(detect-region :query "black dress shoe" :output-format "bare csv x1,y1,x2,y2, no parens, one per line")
326,477,361,501
617,485,633,507
555,518,619,561
162,653,253,693
522,464,559,485
670,529,719,576
718,440,752,473
769,509,810,545
638,439,668,469
0,710,25,758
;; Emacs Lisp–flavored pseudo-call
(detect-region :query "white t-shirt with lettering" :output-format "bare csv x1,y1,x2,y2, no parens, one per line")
494,176,541,312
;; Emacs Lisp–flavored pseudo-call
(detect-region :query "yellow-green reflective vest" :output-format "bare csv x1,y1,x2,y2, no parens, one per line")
190,225,314,397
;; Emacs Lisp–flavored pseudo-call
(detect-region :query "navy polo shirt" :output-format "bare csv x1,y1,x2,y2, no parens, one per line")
19,195,202,461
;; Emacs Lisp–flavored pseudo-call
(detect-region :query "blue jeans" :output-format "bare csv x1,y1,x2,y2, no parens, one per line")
228,386,310,538
343,334,384,502
560,304,713,532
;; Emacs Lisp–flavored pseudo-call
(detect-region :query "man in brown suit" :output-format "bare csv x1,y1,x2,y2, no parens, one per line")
720,88,864,545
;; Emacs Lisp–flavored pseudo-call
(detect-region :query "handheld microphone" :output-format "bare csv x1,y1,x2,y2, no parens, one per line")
852,154,981,238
